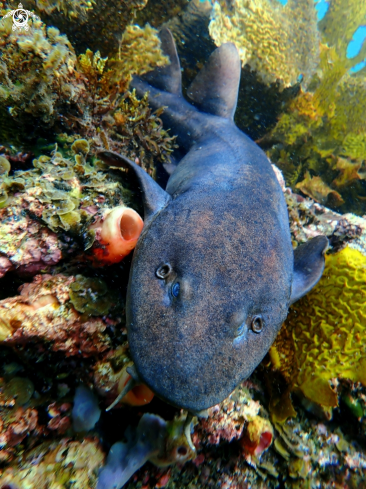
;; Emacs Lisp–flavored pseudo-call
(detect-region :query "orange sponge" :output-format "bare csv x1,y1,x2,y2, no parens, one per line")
89,206,143,266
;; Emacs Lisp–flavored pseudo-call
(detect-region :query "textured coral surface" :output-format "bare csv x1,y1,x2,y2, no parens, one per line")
209,0,319,88
0,274,112,356
262,0,366,214
0,438,104,487
1,1,366,487
270,246,366,416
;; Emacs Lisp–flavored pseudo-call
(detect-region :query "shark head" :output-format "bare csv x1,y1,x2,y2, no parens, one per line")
99,150,327,413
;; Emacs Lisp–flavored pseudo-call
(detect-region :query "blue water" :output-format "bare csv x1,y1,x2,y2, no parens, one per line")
348,26,366,72
277,0,365,72
315,0,329,20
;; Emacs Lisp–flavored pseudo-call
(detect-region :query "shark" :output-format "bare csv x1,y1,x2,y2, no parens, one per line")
99,28,328,414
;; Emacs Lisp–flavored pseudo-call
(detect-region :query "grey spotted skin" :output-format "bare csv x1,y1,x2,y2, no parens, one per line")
99,29,328,413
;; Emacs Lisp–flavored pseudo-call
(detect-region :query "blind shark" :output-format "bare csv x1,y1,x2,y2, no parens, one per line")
99,28,328,413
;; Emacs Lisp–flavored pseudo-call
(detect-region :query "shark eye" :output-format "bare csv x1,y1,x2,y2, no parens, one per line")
156,263,172,279
171,282,180,298
251,315,264,333
235,323,246,337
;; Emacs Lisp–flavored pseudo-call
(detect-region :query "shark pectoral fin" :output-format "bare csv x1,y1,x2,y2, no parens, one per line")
98,151,171,222
140,27,182,95
290,235,329,305
187,43,241,119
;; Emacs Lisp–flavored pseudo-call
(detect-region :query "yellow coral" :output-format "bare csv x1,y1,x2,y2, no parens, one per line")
270,246,366,412
0,438,104,487
342,133,366,160
319,0,366,64
208,0,319,88
112,24,169,86
0,16,80,125
78,24,169,100
32,0,95,20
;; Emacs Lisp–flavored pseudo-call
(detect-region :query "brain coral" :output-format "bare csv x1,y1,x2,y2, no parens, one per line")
270,246,366,414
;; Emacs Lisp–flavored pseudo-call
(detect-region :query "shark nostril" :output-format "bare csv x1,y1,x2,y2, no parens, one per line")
251,315,264,333
156,263,172,279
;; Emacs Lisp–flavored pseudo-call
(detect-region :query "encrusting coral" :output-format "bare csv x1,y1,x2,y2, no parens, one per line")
0,438,104,487
0,273,116,356
0,142,143,275
0,12,175,171
268,245,366,421
208,0,319,89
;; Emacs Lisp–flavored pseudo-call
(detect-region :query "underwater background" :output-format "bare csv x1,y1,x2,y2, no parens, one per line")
0,0,366,487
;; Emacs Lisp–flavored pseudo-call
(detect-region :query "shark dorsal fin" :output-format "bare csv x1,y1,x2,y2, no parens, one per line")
187,43,241,119
141,27,182,95
98,151,171,223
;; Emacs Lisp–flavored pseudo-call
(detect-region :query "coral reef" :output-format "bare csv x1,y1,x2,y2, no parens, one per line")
0,273,115,356
0,12,175,170
0,14,82,135
1,1,366,487
208,0,319,89
0,405,43,462
196,382,273,466
0,438,104,487
93,346,154,407
117,376,366,488
268,245,366,421
262,0,366,215
0,144,143,276
196,383,264,446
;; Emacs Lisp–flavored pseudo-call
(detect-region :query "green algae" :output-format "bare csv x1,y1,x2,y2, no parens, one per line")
262,1,366,214
0,15,80,135
69,275,119,316
0,143,133,238
2,377,34,406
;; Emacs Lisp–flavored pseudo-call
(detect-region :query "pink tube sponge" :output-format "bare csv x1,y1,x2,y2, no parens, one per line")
89,206,143,266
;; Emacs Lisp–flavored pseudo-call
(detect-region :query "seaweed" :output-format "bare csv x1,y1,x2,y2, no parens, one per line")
262,1,366,214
